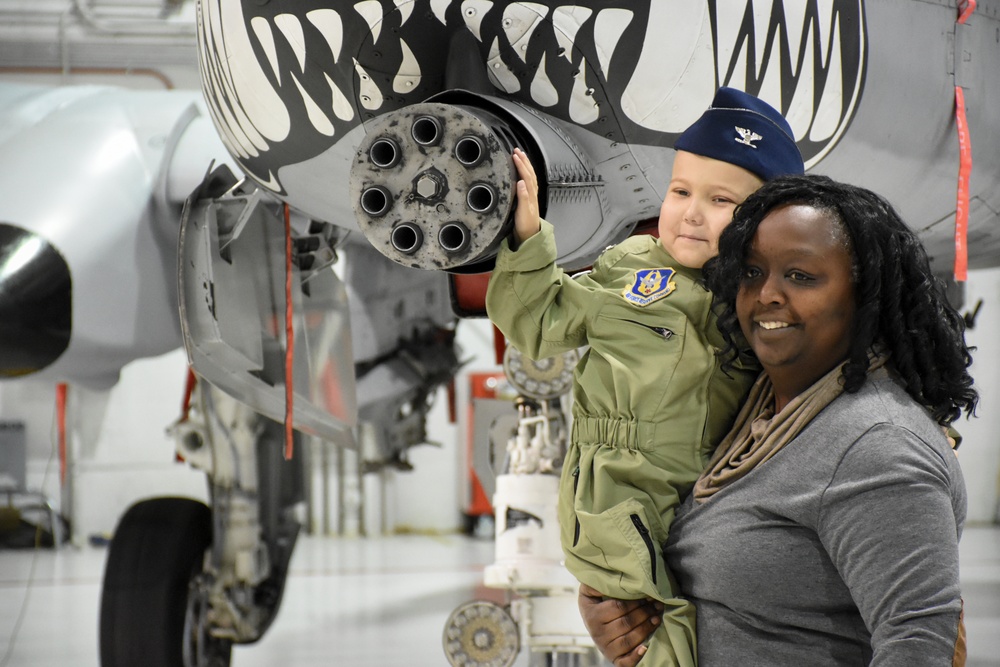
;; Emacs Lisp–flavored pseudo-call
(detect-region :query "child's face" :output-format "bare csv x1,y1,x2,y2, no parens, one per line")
658,151,763,268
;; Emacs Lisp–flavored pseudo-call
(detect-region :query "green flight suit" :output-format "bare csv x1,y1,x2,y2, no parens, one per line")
486,220,758,666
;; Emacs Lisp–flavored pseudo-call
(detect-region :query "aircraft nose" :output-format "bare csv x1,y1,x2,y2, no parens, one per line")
0,223,71,378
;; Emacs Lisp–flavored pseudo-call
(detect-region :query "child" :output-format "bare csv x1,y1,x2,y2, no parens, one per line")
485,88,804,666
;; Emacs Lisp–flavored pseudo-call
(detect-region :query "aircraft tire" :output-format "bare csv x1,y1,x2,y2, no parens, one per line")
99,496,231,667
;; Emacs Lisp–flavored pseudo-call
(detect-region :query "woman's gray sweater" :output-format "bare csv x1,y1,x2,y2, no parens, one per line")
667,368,967,666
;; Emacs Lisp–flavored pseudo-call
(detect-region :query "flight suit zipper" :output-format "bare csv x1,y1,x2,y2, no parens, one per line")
572,466,581,547
650,326,674,340
630,513,657,586
627,321,675,341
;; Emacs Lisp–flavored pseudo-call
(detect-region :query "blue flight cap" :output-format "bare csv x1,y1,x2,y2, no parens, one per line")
673,87,805,181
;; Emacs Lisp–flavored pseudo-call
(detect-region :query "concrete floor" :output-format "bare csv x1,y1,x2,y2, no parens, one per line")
1,526,998,666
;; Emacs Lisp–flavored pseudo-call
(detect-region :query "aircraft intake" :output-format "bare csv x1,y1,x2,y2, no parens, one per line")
350,102,519,272
0,223,71,377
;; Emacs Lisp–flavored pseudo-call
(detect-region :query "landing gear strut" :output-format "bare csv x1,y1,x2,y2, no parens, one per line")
100,387,304,666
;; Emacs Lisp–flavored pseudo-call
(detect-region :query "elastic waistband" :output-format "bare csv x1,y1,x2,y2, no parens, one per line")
571,416,658,452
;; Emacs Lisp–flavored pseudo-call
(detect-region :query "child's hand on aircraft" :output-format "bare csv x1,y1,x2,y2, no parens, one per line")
512,147,541,245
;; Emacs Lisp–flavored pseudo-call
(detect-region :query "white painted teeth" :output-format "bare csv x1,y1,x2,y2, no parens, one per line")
759,321,790,330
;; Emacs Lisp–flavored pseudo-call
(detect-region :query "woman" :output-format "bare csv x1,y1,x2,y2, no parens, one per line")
579,174,976,666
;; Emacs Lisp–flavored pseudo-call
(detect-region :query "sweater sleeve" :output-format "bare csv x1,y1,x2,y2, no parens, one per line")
485,219,602,359
817,423,966,666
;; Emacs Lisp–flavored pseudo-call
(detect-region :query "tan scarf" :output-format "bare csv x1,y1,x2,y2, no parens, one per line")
693,354,888,502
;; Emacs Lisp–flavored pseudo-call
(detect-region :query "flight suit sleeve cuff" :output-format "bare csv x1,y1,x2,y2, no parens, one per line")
494,219,557,272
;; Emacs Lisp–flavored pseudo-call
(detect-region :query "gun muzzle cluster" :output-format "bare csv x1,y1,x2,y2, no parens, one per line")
350,102,518,272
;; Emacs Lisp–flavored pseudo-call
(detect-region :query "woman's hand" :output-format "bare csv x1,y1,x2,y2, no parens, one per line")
511,147,541,245
578,584,663,667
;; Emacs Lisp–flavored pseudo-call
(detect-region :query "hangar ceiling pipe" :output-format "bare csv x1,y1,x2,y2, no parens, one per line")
71,0,195,37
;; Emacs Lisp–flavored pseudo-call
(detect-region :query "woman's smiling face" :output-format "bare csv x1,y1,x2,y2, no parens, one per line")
736,204,857,407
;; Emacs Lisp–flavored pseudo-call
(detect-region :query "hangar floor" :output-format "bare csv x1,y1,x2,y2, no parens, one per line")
0,526,997,666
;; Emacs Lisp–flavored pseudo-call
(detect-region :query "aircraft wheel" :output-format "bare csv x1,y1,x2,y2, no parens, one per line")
99,497,232,667
443,600,520,667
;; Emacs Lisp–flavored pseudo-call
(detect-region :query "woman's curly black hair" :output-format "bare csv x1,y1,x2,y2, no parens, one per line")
705,174,977,424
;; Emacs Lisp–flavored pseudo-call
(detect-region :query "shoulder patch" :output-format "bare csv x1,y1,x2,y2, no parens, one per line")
622,268,677,306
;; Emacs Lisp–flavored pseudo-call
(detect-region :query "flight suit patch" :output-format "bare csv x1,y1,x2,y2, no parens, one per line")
622,268,676,306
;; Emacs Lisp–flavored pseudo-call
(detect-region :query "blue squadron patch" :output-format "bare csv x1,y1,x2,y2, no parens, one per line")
622,268,677,306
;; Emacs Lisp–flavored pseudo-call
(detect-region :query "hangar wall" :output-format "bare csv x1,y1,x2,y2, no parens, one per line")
946,267,1000,522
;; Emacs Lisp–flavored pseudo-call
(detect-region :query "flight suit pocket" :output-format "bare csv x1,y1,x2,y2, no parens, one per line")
571,498,671,601
557,448,582,558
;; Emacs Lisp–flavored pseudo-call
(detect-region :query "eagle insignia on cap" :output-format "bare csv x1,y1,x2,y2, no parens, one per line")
623,268,676,306
735,126,762,147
